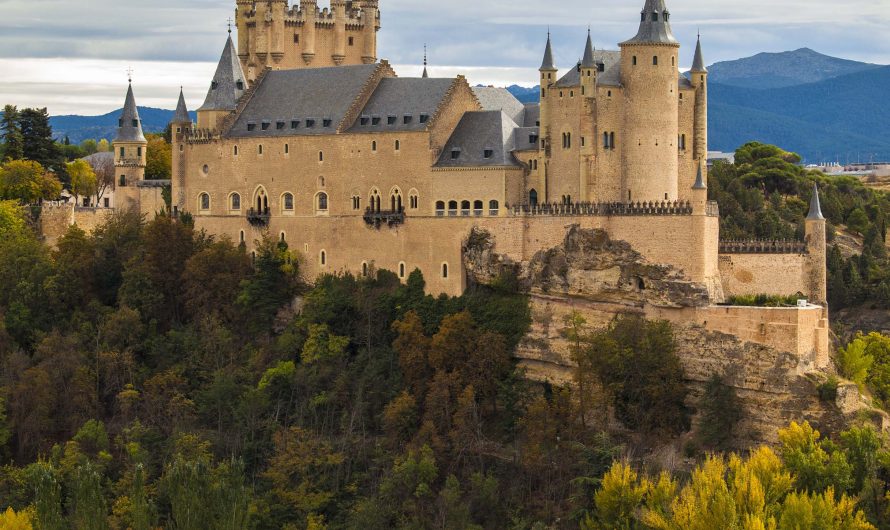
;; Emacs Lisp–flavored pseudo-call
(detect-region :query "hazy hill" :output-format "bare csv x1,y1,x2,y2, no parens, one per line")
48,107,195,144
709,66,890,162
707,48,882,89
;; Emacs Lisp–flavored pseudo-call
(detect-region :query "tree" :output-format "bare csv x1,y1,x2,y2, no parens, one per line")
84,153,115,204
778,421,853,494
0,160,62,203
80,140,98,155
237,235,298,334
145,135,171,180
697,375,743,450
182,237,252,326
0,506,34,529
96,139,110,153
838,335,875,392
18,109,62,170
1,105,24,161
0,200,27,239
67,159,97,203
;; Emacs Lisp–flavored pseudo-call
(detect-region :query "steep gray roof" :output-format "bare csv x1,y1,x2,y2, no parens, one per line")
678,74,693,89
349,77,453,133
435,111,520,168
595,50,623,86
82,151,114,166
513,127,539,152
692,163,706,189
540,34,556,71
522,104,540,127
114,84,146,143
691,35,707,72
555,65,581,88
172,88,191,124
472,86,525,126
807,183,825,221
581,31,596,68
229,64,378,138
622,0,679,46
198,35,247,112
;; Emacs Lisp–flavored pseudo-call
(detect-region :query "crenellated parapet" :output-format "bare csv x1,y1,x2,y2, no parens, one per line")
509,200,695,217
719,239,809,255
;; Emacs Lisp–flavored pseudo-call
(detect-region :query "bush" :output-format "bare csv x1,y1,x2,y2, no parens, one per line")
726,294,803,307
818,376,839,402
697,375,743,450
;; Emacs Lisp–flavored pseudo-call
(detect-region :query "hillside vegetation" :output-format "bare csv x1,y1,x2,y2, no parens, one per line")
709,142,890,312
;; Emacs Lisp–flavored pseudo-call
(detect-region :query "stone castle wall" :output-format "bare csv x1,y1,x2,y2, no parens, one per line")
719,253,812,299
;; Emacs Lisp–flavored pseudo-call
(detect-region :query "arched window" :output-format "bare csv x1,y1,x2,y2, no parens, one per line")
239,230,245,244
473,200,483,216
282,192,295,212
610,132,615,150
529,189,538,207
370,189,381,213
653,55,658,66
632,56,637,66
489,200,499,215
319,151,324,162
199,193,210,211
372,140,377,152
230,193,241,211
460,200,471,216
258,144,263,155
442,263,449,279
448,200,458,217
390,189,403,212
318,176,325,188
254,187,269,214
409,194,418,209
362,262,369,277
316,192,328,211
233,145,238,156
395,140,401,151
320,250,327,266
436,201,445,216
352,195,361,210
280,232,286,243
399,262,406,279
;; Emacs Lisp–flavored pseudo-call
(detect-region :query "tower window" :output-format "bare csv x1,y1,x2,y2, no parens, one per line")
442,263,449,279
372,140,377,151
632,56,637,66
283,193,294,211
652,12,658,21
653,56,658,66
395,140,400,151
119,147,125,157
399,262,406,278
320,250,326,266
137,147,142,157
258,145,263,155
234,145,239,156
348,36,354,46
119,175,127,187
319,151,324,162
284,143,289,154
294,34,299,44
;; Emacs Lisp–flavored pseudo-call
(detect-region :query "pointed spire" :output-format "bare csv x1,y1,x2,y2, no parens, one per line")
540,31,556,71
422,43,429,78
691,32,707,72
581,29,596,69
622,0,678,46
197,34,247,112
115,82,146,143
172,88,191,124
807,183,825,221
692,161,706,190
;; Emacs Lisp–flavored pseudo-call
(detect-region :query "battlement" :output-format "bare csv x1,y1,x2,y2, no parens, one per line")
508,199,696,217
185,129,220,143
719,239,808,255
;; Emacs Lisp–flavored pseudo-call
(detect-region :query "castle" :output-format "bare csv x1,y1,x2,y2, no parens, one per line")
43,0,831,378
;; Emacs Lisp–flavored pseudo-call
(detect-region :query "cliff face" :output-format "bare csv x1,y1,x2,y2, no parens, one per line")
464,226,886,446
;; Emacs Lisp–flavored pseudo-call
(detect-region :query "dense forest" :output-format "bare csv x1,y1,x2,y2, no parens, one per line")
3,105,890,527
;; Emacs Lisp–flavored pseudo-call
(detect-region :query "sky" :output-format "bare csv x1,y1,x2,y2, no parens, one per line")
1,0,888,115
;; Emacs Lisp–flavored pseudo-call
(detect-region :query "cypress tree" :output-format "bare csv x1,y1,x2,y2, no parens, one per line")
19,107,67,183
1,105,24,161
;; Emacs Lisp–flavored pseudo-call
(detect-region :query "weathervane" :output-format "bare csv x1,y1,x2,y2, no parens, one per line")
126,66,134,84
228,18,233,34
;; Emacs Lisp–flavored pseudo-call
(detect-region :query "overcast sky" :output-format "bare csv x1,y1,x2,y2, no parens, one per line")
1,0,888,115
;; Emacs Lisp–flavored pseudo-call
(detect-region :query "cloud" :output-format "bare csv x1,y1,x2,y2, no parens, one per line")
0,0,887,114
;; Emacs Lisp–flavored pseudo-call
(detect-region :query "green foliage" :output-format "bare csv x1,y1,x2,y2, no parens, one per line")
575,314,690,436
67,159,97,200
0,200,27,239
0,159,62,203
819,376,840,402
727,294,803,307
145,134,171,180
839,336,876,391
778,421,853,494
697,375,743,451
1,105,24,161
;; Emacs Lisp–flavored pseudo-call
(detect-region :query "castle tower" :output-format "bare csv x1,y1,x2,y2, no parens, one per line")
538,32,557,195
619,0,680,202
300,0,318,65
170,89,191,216
197,34,247,131
235,0,252,71
361,0,380,65
580,29,596,97
113,81,147,208
689,34,708,164
805,183,828,305
332,0,348,65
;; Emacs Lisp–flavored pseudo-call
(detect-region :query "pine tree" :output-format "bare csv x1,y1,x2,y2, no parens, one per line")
1,105,24,161
18,108,66,183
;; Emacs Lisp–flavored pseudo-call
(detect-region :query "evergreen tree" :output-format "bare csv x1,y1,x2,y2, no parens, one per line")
1,105,24,161
18,108,66,183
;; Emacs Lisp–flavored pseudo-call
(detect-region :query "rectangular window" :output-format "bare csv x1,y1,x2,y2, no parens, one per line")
387,116,397,125
119,147,125,157
483,149,493,159
291,120,300,128
419,114,429,124
261,122,270,130
276,121,285,130
294,34,299,44
348,36,354,46
285,144,289,154
247,123,256,131
323,119,332,127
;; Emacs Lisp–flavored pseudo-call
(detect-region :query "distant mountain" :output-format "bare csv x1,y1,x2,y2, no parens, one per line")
707,48,882,90
49,107,196,144
505,85,540,104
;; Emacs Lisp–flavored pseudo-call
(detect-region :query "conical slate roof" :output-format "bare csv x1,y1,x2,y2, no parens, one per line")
198,35,247,112
540,33,556,71
691,35,707,72
115,83,146,143
692,162,706,189
807,183,825,221
581,30,596,68
422,45,429,78
172,88,191,124
622,0,678,45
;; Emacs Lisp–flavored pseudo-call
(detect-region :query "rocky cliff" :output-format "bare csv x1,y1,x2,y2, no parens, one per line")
464,225,887,447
